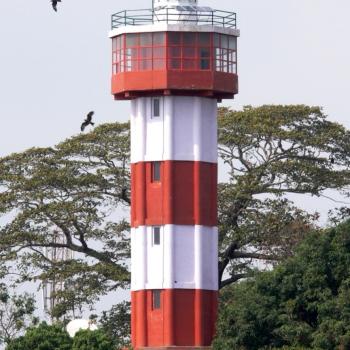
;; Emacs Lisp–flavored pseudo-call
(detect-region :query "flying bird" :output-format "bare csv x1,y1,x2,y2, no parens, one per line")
81,111,95,132
51,0,61,12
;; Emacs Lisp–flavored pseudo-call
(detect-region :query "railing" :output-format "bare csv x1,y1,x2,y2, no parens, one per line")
111,8,237,29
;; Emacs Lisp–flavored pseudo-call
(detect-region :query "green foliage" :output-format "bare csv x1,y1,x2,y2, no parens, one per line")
0,288,37,344
217,105,350,288
6,322,72,350
213,220,350,350
0,123,131,318
99,301,131,349
0,106,350,318
72,329,113,350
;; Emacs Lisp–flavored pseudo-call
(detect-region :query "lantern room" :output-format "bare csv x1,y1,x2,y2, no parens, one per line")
110,8,239,100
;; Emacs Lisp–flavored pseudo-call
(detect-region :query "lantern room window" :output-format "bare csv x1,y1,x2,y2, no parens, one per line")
112,32,237,74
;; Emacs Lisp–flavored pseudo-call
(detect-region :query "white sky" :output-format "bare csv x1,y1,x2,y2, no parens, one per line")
0,0,350,328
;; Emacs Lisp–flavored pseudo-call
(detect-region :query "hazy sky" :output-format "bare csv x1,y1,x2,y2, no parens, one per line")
0,0,350,324
1,0,350,158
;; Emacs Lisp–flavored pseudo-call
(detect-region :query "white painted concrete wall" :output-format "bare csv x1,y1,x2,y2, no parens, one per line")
130,96,218,164
131,225,218,291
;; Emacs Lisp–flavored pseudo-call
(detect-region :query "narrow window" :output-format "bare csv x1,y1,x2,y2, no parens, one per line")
153,290,161,310
153,98,160,117
153,226,161,246
152,162,161,182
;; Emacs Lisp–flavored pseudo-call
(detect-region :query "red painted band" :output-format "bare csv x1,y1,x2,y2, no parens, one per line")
112,70,238,100
131,289,218,349
131,161,217,227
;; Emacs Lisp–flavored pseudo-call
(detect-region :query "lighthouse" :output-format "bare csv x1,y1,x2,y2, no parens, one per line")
110,0,238,348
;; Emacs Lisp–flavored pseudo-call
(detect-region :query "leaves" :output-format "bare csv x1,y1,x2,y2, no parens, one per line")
0,123,130,319
6,322,72,350
0,105,349,319
0,290,37,344
214,220,350,350
99,301,131,349
217,105,350,288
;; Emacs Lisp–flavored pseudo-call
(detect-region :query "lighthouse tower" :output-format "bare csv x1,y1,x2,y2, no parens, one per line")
110,1,238,348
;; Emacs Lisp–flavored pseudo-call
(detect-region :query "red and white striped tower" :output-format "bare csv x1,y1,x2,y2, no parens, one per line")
110,1,239,348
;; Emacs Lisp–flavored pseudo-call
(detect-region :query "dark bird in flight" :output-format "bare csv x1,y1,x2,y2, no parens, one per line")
51,0,61,12
81,111,95,132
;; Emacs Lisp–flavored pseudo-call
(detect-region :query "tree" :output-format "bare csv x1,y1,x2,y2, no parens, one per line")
213,220,350,350
217,105,350,287
0,106,349,317
99,301,131,349
6,322,72,350
0,123,131,318
72,329,113,350
0,285,37,345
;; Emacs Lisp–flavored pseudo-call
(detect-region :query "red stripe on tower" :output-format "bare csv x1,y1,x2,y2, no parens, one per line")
110,0,239,348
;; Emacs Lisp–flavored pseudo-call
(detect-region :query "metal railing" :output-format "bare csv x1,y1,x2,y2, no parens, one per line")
111,8,237,29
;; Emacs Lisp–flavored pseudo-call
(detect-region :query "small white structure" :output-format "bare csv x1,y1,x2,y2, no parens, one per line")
66,319,98,338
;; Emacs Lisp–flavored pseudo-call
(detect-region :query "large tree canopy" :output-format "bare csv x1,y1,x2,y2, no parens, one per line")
6,322,72,350
213,219,350,350
217,105,350,287
0,105,349,317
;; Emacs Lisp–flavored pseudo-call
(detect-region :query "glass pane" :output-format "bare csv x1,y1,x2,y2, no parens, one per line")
125,62,131,72
112,64,117,75
132,60,139,71
200,59,210,70
214,33,220,47
126,48,137,60
140,47,152,59
117,36,121,50
221,48,228,61
169,47,181,57
126,33,138,47
153,59,165,70
153,47,165,58
183,59,196,70
168,32,181,45
113,52,117,63
215,47,221,60
221,34,229,49
183,47,196,58
215,59,221,71
183,32,196,45
153,227,161,245
153,290,161,309
228,50,237,62
199,47,210,58
152,162,161,181
140,60,152,71
153,32,165,45
229,36,237,50
169,59,181,69
140,33,152,46
198,33,210,46
153,98,160,117
112,38,117,51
